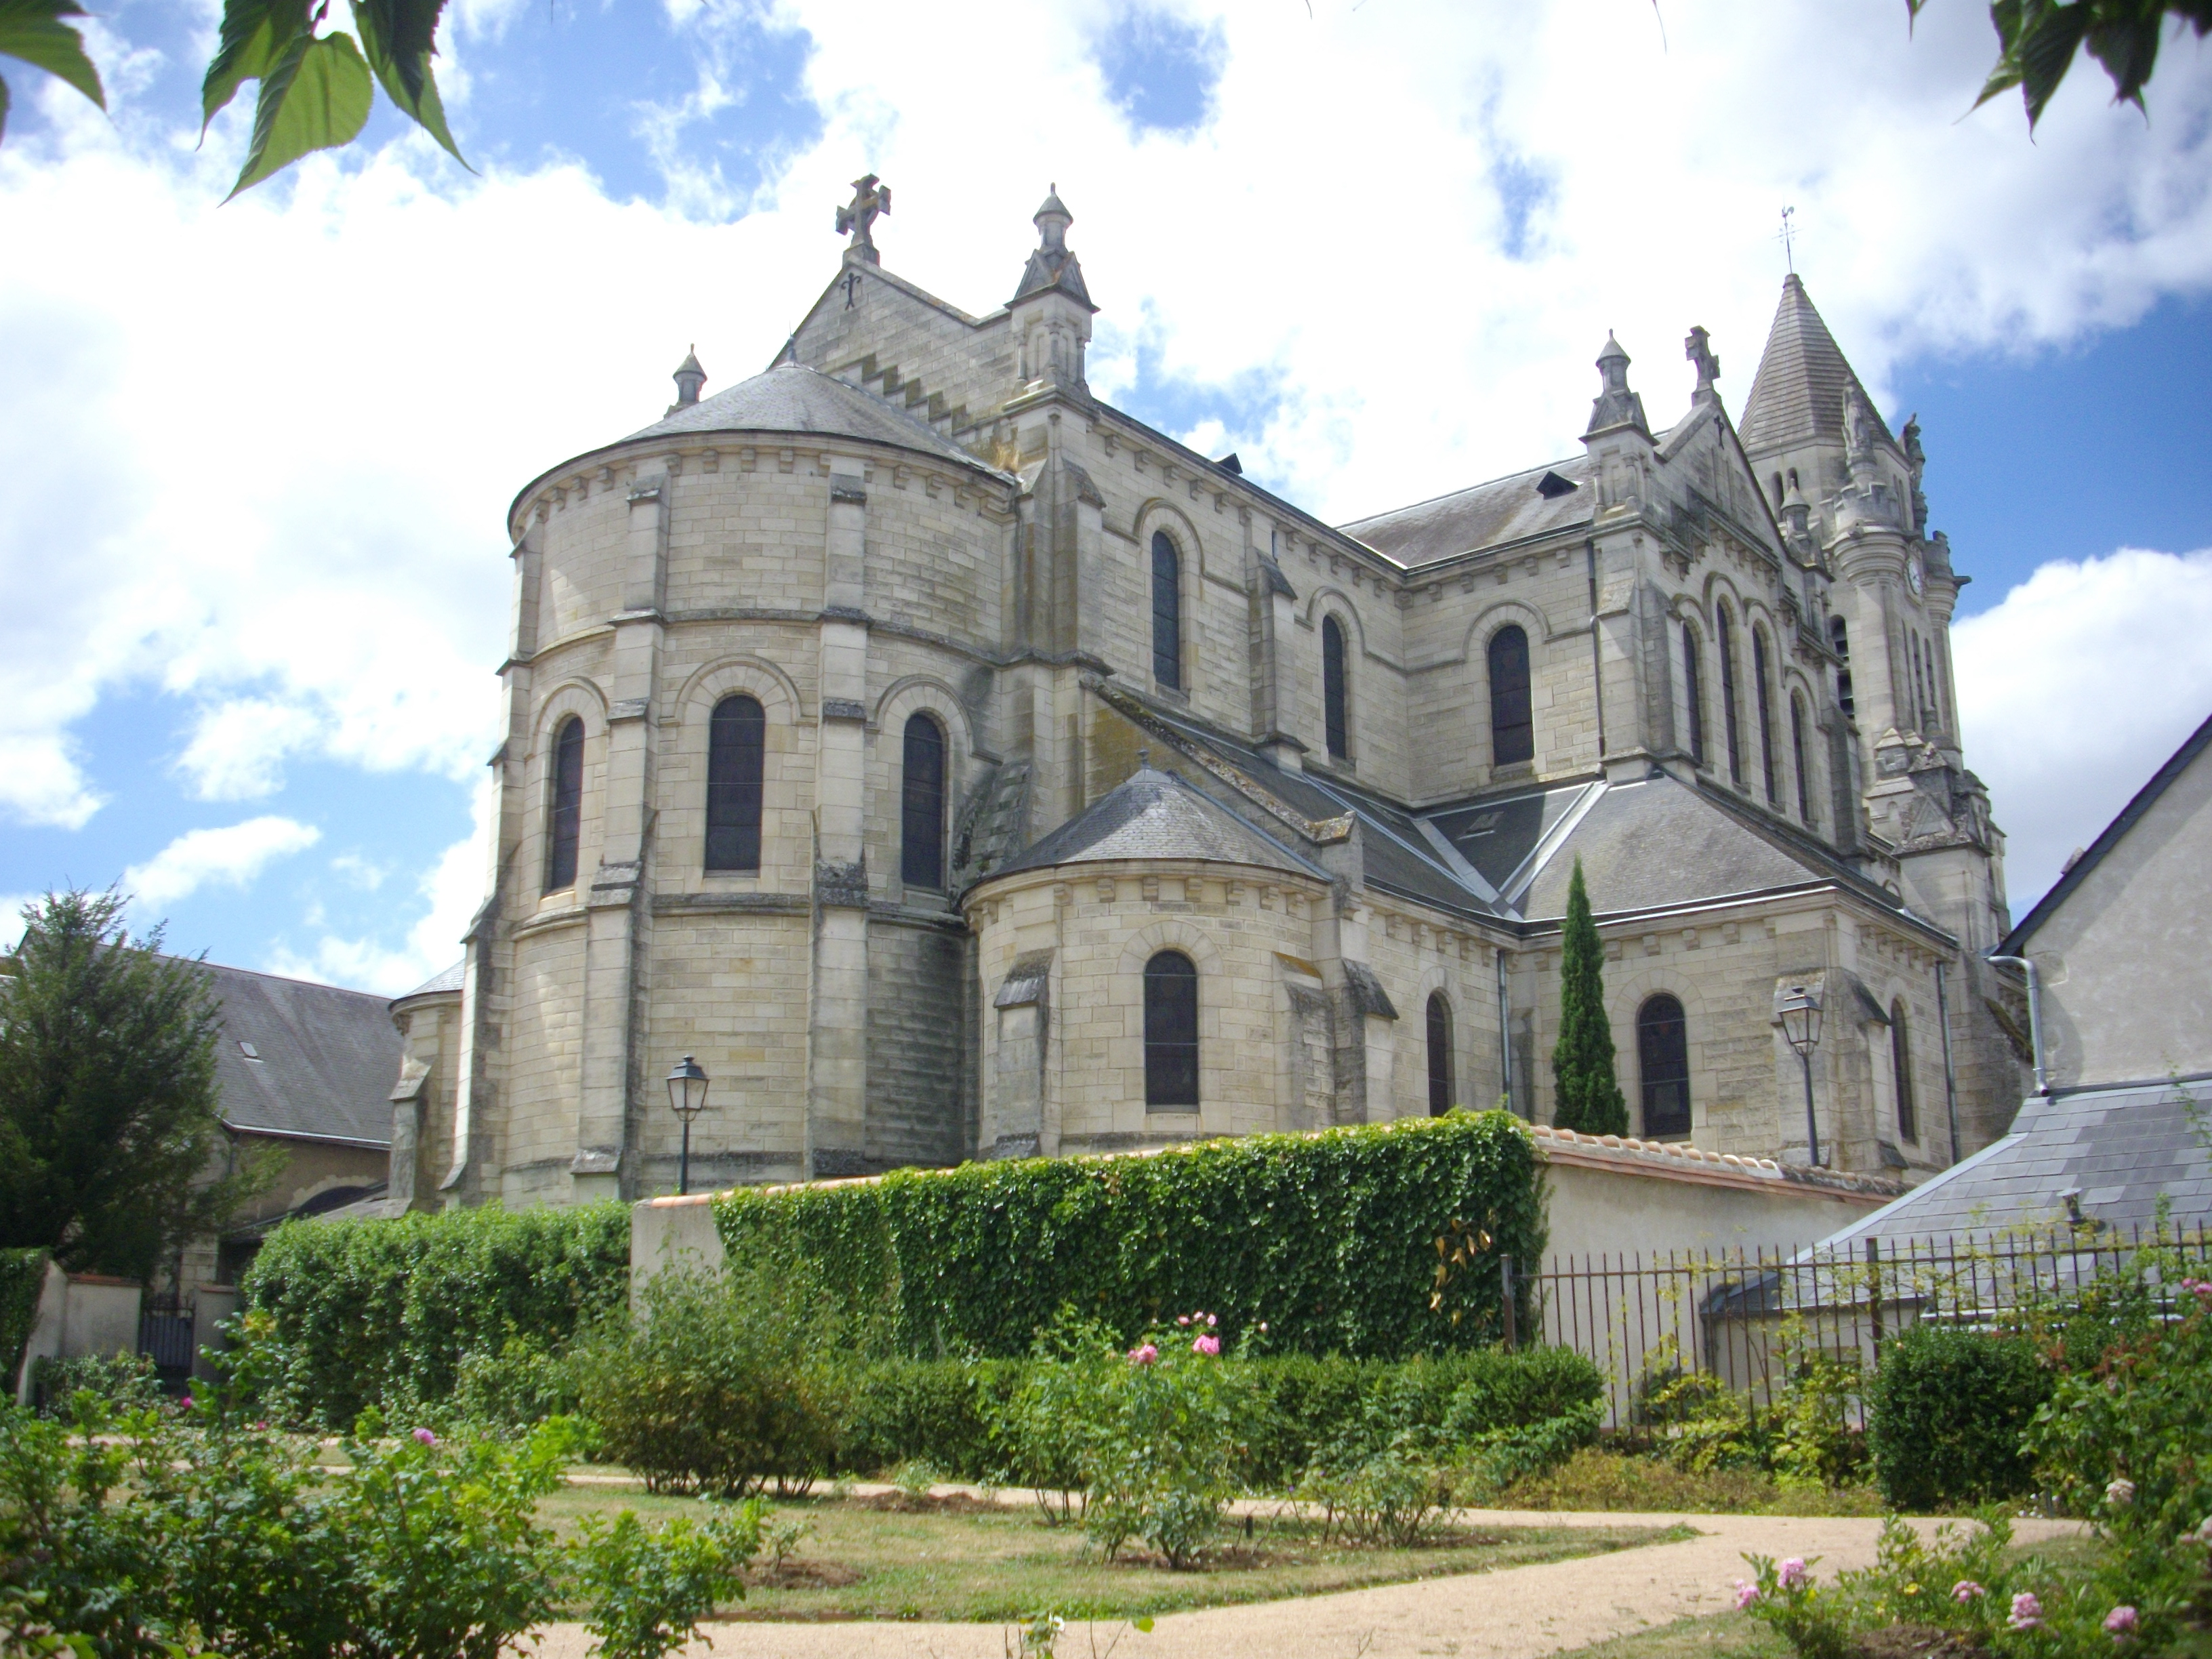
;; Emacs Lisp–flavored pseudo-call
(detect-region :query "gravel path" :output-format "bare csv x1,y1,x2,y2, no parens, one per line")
527,1506,2087,1659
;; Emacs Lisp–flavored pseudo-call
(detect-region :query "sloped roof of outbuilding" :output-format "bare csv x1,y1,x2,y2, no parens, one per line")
395,960,465,1002
991,765,1333,882
1340,454,1601,567
193,960,400,1147
621,361,991,472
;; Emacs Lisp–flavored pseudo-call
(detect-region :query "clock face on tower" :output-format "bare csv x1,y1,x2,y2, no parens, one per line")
1906,554,1925,598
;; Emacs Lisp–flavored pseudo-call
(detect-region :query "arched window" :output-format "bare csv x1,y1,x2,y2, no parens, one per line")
1682,625,1706,764
1769,472,1784,509
1829,615,1855,718
1322,615,1351,761
1426,993,1454,1118
1786,467,1800,491
1637,994,1691,1139
1790,693,1814,825
901,713,945,890
1753,628,1778,805
1143,950,1200,1109
1150,531,1183,690
1488,625,1534,767
704,695,765,872
1717,605,1744,784
544,716,584,894
1890,999,1918,1142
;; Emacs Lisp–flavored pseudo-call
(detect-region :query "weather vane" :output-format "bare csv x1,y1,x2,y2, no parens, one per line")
1779,205,1797,275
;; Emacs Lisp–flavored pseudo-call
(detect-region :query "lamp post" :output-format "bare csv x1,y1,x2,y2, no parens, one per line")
665,1054,710,1195
1777,985,1824,1168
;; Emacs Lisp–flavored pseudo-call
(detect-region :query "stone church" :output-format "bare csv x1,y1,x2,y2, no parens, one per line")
383,181,2030,1210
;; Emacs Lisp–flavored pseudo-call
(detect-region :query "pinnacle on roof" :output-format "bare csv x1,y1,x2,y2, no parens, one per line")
1012,182,1096,310
1582,331,1650,441
670,345,706,412
1739,273,1892,456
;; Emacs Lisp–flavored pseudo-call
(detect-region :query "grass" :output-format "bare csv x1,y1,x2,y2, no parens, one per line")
1550,1611,1795,1659
1499,1448,1886,1516
534,1483,1691,1623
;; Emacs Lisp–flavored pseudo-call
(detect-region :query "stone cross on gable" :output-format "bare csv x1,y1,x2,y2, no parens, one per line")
1684,325,1721,400
836,173,891,264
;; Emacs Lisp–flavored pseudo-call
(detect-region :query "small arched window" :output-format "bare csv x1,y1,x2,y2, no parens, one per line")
1717,605,1744,784
1150,531,1183,690
1790,693,1814,825
901,713,946,890
1143,950,1200,1109
1890,999,1918,1142
1829,615,1855,718
1637,994,1691,1139
1488,625,1534,767
1786,467,1800,491
1753,628,1779,805
1322,615,1351,761
1770,472,1784,509
704,695,765,872
544,715,584,894
1426,993,1454,1118
1682,625,1706,764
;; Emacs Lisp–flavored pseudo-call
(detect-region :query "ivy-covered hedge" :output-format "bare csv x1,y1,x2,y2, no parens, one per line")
714,1113,1544,1360
1,1248,48,1390
239,1202,629,1427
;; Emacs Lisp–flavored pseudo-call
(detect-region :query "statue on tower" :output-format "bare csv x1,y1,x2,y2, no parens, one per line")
1684,325,1721,402
836,173,891,264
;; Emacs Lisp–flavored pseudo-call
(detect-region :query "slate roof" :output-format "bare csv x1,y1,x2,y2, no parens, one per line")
1816,1078,2212,1249
396,960,465,1001
995,765,1333,882
621,361,990,472
197,960,399,1147
1340,454,1598,568
1738,274,1893,456
1999,708,2212,957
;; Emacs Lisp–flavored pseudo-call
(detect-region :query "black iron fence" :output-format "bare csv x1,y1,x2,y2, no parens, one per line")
138,1298,197,1376
1519,1218,2212,1432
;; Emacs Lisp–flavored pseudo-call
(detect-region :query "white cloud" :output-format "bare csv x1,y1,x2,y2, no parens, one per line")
1953,548,2212,916
123,817,323,910
176,697,325,800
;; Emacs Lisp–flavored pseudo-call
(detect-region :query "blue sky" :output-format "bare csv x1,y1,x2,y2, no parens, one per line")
3,0,2211,989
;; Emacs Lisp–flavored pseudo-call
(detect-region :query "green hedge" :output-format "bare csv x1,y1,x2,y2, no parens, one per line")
0,1248,47,1389
239,1202,629,1427
1868,1324,2053,1511
716,1113,1544,1361
834,1345,1599,1489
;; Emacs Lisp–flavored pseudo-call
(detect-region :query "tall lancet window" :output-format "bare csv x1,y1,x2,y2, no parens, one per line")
1143,951,1200,1109
1790,694,1814,825
1150,531,1183,690
704,695,765,872
1488,625,1534,767
1637,994,1691,1138
901,713,946,890
1890,999,1919,1143
1717,606,1744,784
1683,626,1706,764
1426,994,1454,1118
1322,615,1351,761
545,716,584,894
1753,629,1778,805
1830,615,1855,717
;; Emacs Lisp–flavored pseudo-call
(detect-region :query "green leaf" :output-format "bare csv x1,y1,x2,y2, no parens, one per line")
201,0,313,131
0,0,106,141
350,0,467,166
226,27,373,200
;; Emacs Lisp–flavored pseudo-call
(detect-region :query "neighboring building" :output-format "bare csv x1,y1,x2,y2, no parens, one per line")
185,962,398,1286
392,184,2028,1211
1816,710,2212,1249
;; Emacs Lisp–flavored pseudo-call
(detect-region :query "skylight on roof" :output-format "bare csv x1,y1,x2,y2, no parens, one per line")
239,1040,262,1061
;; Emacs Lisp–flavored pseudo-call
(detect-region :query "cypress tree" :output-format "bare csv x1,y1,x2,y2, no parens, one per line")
1551,858,1629,1135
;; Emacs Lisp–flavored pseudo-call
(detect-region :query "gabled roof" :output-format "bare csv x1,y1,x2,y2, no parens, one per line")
622,361,991,473
197,960,400,1147
1739,274,1893,456
1340,454,1599,568
1999,708,2212,957
993,764,1333,882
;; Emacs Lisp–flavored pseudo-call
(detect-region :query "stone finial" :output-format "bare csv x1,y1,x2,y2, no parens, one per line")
670,346,705,411
1684,325,1721,402
1012,183,1095,310
836,173,890,264
1035,184,1072,253
1583,331,1651,440
1780,475,1812,542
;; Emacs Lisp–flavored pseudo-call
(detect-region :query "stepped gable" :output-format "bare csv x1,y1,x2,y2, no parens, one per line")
1738,273,1893,455
623,359,988,472
1341,454,1597,568
995,764,1331,881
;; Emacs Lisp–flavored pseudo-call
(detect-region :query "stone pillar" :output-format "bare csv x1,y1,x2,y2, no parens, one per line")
809,463,871,1175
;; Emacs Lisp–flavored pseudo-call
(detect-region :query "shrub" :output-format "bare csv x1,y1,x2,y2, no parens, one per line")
571,1257,851,1497
28,1350,165,1416
238,1200,628,1427
0,1249,44,1390
714,1112,1544,1361
1868,1324,2051,1511
838,1356,1027,1478
570,1503,765,1659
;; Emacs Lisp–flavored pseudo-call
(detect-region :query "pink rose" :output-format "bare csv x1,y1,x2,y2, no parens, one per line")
413,1427,438,1446
1176,1315,1190,1327
2104,1606,2138,1637
179,1395,194,1410
1192,1334,1221,1356
1733,1580,1759,1610
1206,1313,1218,1328
2009,1593,2044,1631
1952,1581,1986,1603
1777,1559,1807,1590
1127,1343,1158,1366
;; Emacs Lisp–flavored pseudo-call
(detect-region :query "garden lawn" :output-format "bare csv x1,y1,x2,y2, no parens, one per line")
532,1484,1687,1623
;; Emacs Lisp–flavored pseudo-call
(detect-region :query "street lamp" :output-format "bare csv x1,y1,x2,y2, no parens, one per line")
665,1055,710,1195
1778,985,1824,1168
